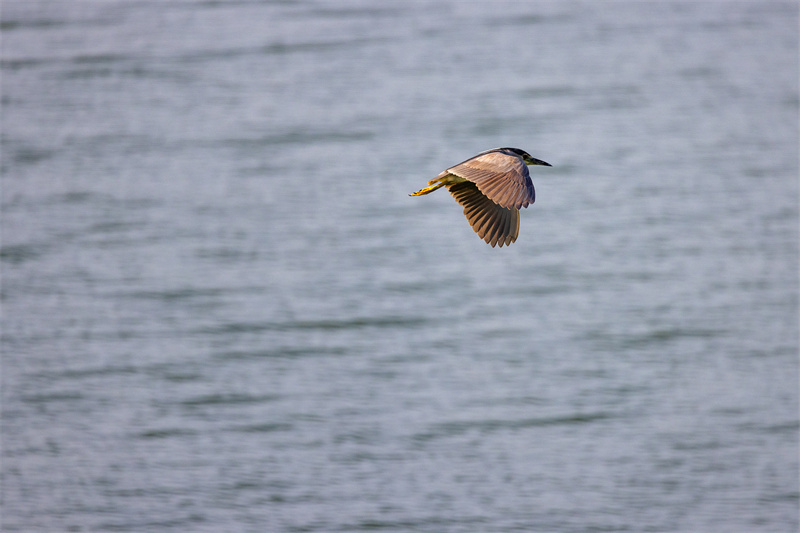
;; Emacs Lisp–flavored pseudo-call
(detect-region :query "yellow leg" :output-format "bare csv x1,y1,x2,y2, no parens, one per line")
409,181,447,196
409,174,467,196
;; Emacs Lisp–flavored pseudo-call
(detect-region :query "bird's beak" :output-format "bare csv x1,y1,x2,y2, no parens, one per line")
527,157,551,166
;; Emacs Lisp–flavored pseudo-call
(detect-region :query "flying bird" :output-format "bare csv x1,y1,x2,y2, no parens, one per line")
410,147,551,247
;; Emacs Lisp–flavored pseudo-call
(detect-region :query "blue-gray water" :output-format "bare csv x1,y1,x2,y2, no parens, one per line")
2,1,798,532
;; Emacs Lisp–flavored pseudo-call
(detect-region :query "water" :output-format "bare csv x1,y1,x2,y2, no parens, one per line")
2,1,798,531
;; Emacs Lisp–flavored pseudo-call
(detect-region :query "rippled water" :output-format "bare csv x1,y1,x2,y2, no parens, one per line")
2,1,798,532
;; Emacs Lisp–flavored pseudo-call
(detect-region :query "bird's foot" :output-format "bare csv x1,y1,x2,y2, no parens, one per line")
409,182,446,196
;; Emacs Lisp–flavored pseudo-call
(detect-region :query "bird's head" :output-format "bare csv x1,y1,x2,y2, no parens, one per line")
504,147,552,167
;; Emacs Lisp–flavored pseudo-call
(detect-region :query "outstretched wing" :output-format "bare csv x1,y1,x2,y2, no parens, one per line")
447,181,519,248
446,151,535,209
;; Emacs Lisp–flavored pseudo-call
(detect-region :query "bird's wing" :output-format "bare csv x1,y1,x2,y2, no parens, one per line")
446,151,535,209
447,181,519,248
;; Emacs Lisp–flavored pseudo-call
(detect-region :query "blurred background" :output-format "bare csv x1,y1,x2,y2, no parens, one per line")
2,1,797,531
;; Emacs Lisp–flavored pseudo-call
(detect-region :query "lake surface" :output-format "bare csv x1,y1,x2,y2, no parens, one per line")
2,1,798,531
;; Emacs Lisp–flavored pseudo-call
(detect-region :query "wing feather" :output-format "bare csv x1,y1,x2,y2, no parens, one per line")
447,181,520,248
446,151,535,209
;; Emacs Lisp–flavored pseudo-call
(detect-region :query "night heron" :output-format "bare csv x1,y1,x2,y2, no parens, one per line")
410,147,552,247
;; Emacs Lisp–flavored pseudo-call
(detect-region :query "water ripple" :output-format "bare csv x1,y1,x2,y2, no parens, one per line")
413,412,613,443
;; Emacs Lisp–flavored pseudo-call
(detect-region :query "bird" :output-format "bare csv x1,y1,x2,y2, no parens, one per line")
410,147,551,247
